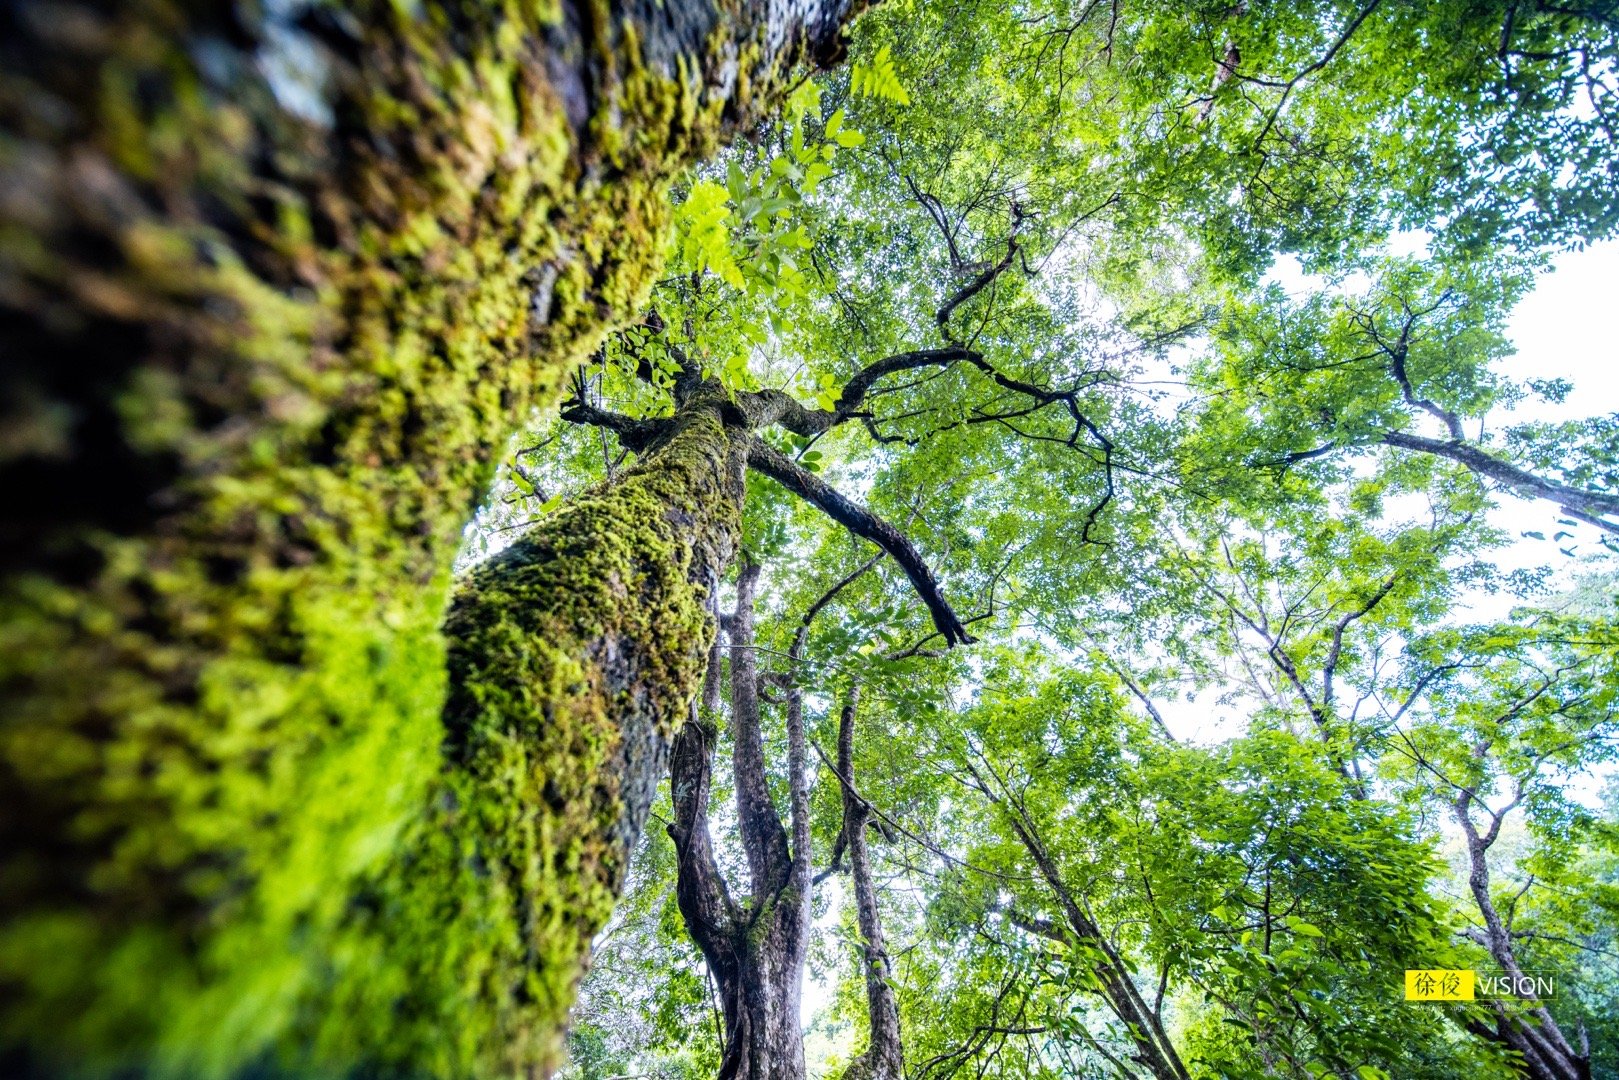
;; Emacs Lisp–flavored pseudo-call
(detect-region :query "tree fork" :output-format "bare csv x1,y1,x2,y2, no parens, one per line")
0,0,864,1072
669,564,814,1080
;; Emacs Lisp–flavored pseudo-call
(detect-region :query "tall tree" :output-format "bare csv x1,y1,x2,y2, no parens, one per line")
670,563,817,1080
1387,615,1619,1080
0,0,866,1073
7,0,1619,1075
830,683,905,1080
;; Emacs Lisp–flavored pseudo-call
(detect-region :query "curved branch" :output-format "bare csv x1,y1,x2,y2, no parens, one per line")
735,388,839,436
937,236,1020,337
726,349,979,439
745,438,974,646
836,348,980,415
669,712,738,953
905,174,969,268
1380,431,1619,534
1349,291,1466,439
797,554,883,639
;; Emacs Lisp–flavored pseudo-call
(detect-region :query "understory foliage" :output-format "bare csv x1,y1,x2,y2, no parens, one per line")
492,1,1619,1078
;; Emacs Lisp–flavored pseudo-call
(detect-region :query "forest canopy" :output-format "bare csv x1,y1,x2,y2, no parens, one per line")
1,0,1617,1079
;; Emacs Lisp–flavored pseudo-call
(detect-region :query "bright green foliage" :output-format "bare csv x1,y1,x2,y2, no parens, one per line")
656,77,861,392
1381,606,1619,1074
892,657,1504,1079
679,181,750,288
850,45,912,106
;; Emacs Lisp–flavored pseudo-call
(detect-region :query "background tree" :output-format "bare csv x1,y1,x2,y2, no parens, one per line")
542,2,1619,1074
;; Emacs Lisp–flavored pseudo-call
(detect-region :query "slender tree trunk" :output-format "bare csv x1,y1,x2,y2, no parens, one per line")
835,685,905,1080
987,784,1189,1080
1,0,866,1071
1455,792,1591,1080
719,563,810,1080
670,564,813,1080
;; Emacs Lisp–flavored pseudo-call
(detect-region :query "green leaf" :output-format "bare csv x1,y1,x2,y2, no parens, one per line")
851,44,912,105
784,77,822,122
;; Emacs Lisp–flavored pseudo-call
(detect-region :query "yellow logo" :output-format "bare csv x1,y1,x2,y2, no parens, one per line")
1405,969,1475,1000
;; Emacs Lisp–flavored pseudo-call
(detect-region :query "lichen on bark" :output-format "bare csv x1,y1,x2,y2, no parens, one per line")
0,0,861,1072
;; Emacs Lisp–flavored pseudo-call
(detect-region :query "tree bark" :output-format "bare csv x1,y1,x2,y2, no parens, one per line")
1454,789,1591,1080
834,685,905,1080
0,0,863,1064
430,394,747,1073
670,564,813,1080
1380,432,1619,536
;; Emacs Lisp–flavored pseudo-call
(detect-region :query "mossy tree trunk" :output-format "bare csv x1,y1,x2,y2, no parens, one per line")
0,0,862,1073
419,393,747,1075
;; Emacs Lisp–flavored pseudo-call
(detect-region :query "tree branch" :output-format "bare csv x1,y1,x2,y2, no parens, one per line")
937,234,1020,338
669,697,737,957
728,560,794,897
558,399,667,452
1379,431,1619,534
746,438,974,645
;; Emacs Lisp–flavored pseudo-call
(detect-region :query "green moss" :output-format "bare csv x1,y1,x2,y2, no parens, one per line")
296,406,742,1076
0,0,798,1074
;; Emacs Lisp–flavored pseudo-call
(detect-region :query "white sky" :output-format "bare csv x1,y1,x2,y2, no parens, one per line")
1501,243,1619,405
1491,239,1619,557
